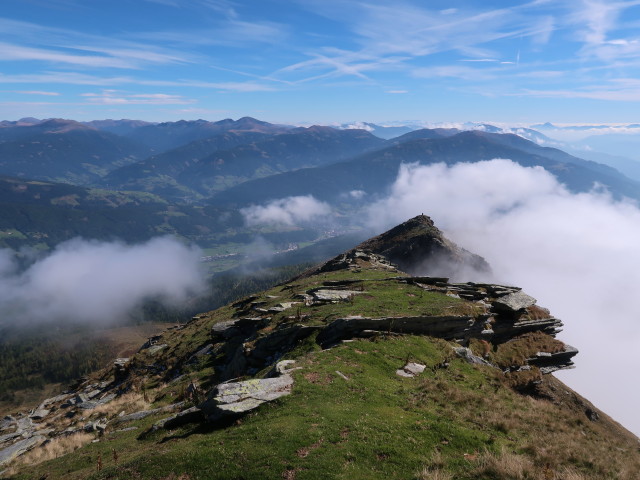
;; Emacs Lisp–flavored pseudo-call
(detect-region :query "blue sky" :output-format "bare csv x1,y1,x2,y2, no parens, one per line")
2,0,640,124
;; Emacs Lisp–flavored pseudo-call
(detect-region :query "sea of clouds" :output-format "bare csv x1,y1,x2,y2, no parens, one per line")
0,236,205,325
364,159,640,436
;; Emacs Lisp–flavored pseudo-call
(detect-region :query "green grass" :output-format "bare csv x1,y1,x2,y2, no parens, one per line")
0,229,26,240
6,264,640,480
13,335,638,480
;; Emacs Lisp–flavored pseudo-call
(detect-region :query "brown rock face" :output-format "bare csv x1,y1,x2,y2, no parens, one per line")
355,215,490,277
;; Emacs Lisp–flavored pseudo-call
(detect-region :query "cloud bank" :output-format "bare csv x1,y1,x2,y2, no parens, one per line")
0,236,205,325
241,195,331,226
367,159,640,436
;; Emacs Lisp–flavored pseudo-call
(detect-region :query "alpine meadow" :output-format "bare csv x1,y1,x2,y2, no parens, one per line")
1,1,640,479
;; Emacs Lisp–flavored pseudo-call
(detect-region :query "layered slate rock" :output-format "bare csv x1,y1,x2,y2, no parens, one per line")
200,361,296,422
0,436,45,467
354,215,490,278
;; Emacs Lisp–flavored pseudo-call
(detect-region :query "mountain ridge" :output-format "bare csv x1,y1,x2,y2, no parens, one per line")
2,215,637,479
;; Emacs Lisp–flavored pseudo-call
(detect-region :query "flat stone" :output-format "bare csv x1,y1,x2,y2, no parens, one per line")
211,317,266,341
316,315,476,348
214,376,294,404
97,393,117,405
114,358,129,367
396,362,427,378
0,435,44,466
492,291,536,313
29,409,50,420
202,363,295,422
86,389,102,399
113,402,186,424
0,432,21,447
145,344,168,355
310,289,362,303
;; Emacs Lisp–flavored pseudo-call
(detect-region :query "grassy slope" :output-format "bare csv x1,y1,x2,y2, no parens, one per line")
6,265,640,480
0,324,168,416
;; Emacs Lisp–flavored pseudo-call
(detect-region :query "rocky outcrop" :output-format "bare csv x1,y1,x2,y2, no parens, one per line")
303,215,491,279
316,314,482,347
300,249,398,278
0,377,121,468
0,436,45,467
528,345,579,374
200,361,296,423
204,274,575,385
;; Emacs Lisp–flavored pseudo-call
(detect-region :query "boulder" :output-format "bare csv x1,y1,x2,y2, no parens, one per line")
15,417,33,435
454,347,494,367
201,361,296,422
396,362,426,378
114,358,130,380
29,409,50,420
492,291,536,313
83,420,107,433
145,344,168,355
309,288,362,303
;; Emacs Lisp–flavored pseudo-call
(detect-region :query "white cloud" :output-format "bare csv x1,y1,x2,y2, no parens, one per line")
81,90,196,105
0,237,204,325
342,121,374,131
0,42,136,69
241,195,332,226
16,90,60,96
366,159,640,436
412,65,497,80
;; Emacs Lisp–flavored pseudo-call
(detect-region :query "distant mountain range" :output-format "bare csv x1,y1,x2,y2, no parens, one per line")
0,175,243,250
208,129,640,207
0,119,151,184
1,116,640,254
103,126,384,198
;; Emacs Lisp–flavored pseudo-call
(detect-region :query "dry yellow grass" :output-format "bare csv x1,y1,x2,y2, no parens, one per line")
414,468,454,480
11,432,94,469
473,447,536,479
88,391,150,419
415,450,453,480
